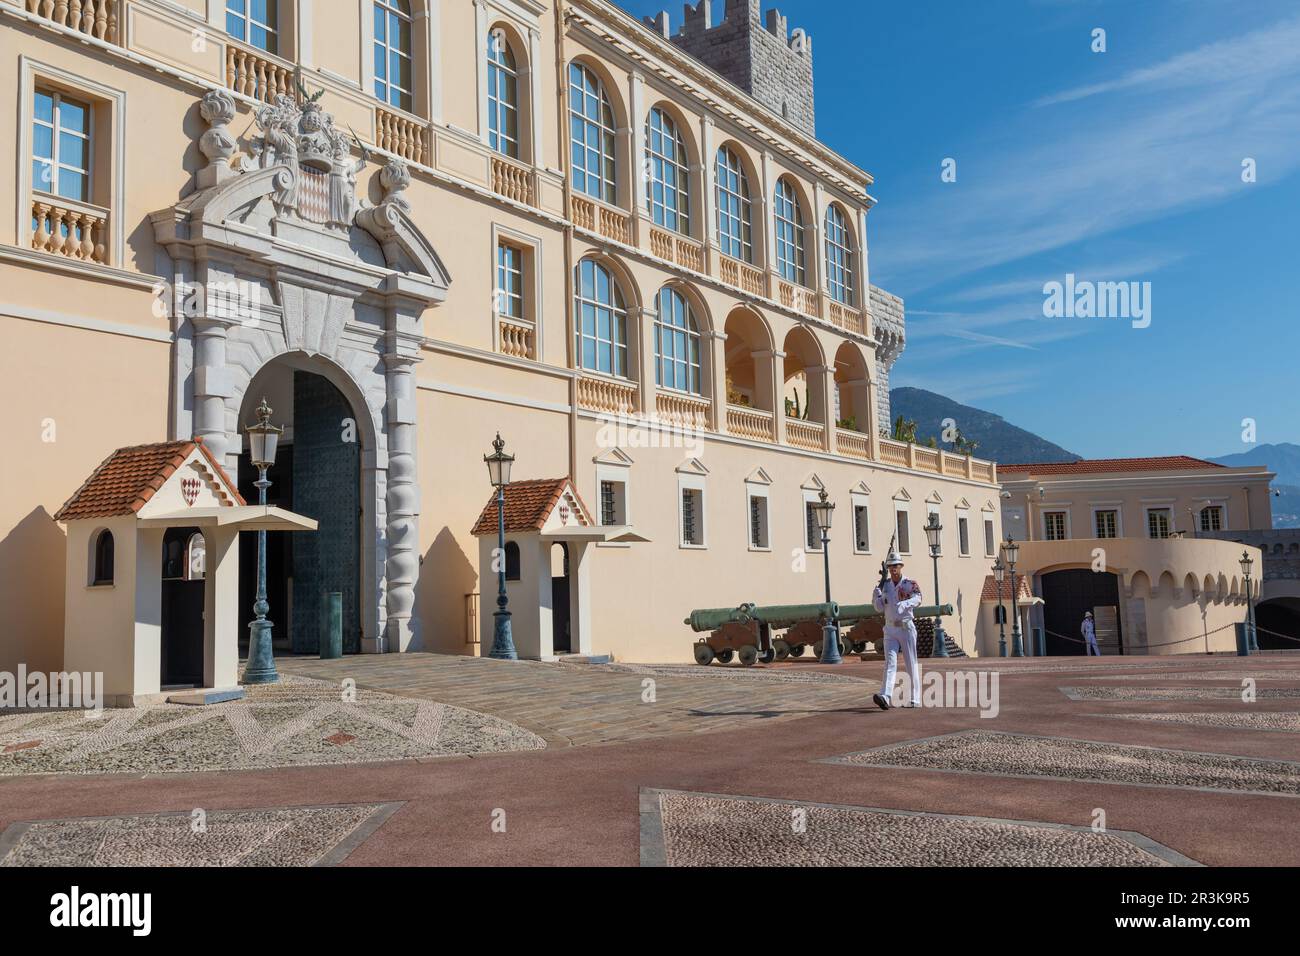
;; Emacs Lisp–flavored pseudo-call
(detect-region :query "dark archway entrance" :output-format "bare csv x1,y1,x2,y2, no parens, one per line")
1257,597,1300,650
1040,568,1124,655
239,368,362,655
161,527,205,686
551,542,571,654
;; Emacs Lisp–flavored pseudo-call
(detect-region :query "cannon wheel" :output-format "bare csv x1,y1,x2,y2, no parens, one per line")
759,646,776,664
716,649,734,664
853,641,868,654
789,644,806,658
773,639,791,661
812,641,823,659
694,643,715,666
738,645,759,667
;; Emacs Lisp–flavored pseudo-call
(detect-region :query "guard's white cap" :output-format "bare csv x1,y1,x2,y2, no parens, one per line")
885,551,904,567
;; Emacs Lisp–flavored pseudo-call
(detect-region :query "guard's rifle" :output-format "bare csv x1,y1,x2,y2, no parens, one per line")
879,531,897,588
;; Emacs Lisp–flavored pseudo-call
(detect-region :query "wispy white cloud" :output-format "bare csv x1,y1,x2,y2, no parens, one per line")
944,328,1040,350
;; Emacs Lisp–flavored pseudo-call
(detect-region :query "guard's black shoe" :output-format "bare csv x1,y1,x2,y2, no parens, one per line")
873,693,891,711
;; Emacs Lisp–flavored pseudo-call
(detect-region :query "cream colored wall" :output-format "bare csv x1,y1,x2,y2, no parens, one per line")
1003,467,1274,541
1018,537,1259,655
63,515,137,695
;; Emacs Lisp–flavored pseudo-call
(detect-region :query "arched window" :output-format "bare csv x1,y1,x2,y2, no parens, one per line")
574,259,628,377
373,0,413,111
504,541,521,581
715,146,752,262
568,63,617,203
824,204,855,305
654,286,702,395
645,107,690,234
92,529,114,586
487,28,519,158
774,177,806,285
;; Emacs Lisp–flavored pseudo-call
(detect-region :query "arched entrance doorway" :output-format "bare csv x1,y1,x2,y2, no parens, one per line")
551,542,571,654
237,363,363,655
1040,568,1124,655
1257,597,1300,650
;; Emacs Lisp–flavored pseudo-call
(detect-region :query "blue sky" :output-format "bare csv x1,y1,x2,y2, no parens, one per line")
617,0,1300,459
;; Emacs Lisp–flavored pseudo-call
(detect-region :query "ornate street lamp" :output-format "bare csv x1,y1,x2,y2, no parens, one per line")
993,556,1008,658
242,397,283,684
1240,551,1257,653
925,512,948,657
812,489,841,664
1003,536,1025,657
485,433,518,660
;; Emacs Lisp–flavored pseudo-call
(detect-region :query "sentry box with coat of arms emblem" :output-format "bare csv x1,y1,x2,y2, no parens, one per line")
53,438,317,707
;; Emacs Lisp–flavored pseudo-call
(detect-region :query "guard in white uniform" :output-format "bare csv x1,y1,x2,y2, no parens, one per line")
872,552,923,709
1081,611,1101,656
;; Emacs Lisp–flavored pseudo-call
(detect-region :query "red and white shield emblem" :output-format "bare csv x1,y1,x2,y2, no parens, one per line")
558,501,570,526
182,477,201,507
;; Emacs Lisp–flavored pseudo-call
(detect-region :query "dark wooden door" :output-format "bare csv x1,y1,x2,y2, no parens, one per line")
1040,569,1123,655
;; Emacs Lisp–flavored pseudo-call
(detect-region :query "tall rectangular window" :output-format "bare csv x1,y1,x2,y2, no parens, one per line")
854,505,870,553
896,509,910,554
958,516,970,555
681,488,704,547
749,494,769,550
600,480,626,526
805,502,822,551
227,0,278,54
1095,510,1118,538
1044,511,1067,541
1199,506,1223,532
1148,509,1172,539
496,242,524,319
32,89,90,202
984,518,996,556
374,0,414,111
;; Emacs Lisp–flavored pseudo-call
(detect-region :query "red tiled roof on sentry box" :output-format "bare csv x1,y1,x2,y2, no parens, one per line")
979,574,1036,603
470,477,593,536
997,456,1225,476
53,438,244,522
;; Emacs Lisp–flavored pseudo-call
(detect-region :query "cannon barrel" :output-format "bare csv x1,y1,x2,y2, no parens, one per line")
684,602,838,633
838,602,955,622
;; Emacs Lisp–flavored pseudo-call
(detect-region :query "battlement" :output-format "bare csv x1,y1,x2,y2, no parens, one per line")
644,1,815,135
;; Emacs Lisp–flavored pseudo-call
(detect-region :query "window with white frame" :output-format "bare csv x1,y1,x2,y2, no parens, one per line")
715,146,752,262
958,515,970,555
1043,511,1067,541
227,0,278,54
373,0,413,111
645,107,690,234
599,479,626,526
1147,508,1172,539
853,503,870,553
654,286,701,395
32,89,90,203
984,517,996,556
1199,505,1223,532
487,27,519,158
680,485,705,547
495,241,524,320
774,177,806,285
1095,509,1118,538
574,259,628,377
824,204,855,306
895,507,910,554
748,491,769,550
568,62,617,203
804,500,822,552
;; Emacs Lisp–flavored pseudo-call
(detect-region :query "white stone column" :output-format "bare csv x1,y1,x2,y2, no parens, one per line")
382,350,422,652
699,114,716,273
474,0,490,146
528,28,544,166
707,329,727,432
629,71,647,245
191,315,238,466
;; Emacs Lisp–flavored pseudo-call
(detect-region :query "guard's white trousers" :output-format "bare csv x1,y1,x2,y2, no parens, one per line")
881,623,920,705
1085,634,1101,656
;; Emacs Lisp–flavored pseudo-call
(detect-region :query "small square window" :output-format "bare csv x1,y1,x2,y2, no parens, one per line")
1199,506,1223,532
1095,510,1118,538
600,479,626,526
1044,512,1067,541
1148,509,1172,539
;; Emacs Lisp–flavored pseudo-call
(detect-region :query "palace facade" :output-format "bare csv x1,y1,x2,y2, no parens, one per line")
1,0,1008,687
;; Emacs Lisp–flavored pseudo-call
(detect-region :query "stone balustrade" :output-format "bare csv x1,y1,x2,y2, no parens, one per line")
498,318,534,360
778,279,820,318
879,437,909,467
656,391,711,428
577,374,638,414
30,195,109,264
786,418,825,452
25,0,119,43
225,41,294,103
836,428,869,460
726,404,774,442
375,105,429,165
491,155,534,206
720,255,765,296
571,195,631,245
649,227,703,272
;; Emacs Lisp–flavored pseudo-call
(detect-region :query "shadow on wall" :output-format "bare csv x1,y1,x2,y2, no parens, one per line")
416,525,478,656
0,508,67,673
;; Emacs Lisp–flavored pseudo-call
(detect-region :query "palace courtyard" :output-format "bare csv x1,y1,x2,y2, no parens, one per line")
1,653,1298,867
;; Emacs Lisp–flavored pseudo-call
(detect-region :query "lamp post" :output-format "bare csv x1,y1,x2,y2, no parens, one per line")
484,433,518,660
993,556,1007,658
1240,551,1257,653
925,512,948,657
812,489,841,664
1003,536,1025,657
242,397,283,684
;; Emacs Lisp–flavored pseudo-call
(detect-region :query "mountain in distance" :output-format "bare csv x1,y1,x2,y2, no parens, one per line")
888,387,1079,464
1209,443,1300,529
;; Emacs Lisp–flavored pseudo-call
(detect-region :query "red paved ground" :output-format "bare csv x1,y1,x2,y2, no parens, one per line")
2,655,1297,866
